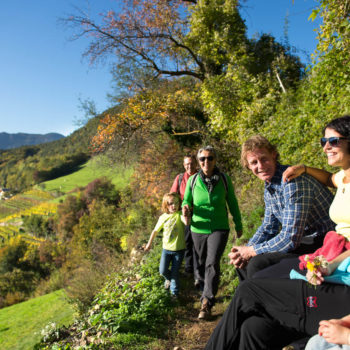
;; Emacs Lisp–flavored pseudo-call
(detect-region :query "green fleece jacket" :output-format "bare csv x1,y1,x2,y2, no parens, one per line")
182,173,242,234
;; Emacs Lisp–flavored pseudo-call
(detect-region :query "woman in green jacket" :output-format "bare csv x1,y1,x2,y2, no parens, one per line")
182,145,242,320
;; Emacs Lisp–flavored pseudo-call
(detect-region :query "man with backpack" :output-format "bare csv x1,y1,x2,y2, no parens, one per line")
170,154,198,276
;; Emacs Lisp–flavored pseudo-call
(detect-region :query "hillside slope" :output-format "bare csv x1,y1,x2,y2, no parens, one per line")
0,289,74,350
0,114,102,192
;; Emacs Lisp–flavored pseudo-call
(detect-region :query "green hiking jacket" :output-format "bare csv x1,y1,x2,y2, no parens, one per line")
182,173,242,234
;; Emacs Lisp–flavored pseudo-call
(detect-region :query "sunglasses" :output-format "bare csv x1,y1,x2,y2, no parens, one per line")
199,156,214,162
320,137,347,147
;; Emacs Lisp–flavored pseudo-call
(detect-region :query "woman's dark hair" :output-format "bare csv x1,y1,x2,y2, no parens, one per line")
324,115,350,152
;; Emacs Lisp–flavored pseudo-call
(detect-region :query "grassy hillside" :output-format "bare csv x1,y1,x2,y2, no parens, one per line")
41,155,133,195
0,114,103,192
0,289,75,350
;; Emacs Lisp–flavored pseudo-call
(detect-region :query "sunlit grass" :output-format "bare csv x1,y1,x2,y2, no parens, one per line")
0,289,75,350
42,156,133,195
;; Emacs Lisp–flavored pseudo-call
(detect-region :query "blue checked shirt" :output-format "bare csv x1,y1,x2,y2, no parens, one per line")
248,163,335,254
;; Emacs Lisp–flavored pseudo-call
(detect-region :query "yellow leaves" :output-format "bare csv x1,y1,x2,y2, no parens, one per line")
92,80,202,153
120,235,128,251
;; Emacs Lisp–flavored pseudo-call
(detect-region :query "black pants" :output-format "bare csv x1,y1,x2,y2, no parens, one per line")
191,230,229,306
184,225,199,277
237,235,325,281
205,279,350,350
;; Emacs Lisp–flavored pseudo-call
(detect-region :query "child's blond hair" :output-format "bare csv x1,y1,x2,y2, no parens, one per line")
161,192,181,214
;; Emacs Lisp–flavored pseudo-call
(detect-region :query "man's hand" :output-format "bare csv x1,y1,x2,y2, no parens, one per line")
228,245,256,268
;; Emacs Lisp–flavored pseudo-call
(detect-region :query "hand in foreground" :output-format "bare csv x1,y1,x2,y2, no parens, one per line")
282,164,305,183
319,320,350,345
306,265,331,285
228,246,256,268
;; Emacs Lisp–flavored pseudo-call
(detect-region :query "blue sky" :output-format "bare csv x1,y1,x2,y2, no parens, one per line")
0,0,321,136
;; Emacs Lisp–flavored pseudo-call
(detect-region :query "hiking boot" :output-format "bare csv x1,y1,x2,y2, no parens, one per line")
198,298,211,320
164,280,171,290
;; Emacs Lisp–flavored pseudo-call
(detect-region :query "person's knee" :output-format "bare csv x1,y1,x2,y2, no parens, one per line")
246,254,269,278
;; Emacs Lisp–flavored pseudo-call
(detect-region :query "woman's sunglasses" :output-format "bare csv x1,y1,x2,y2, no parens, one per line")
199,156,214,162
320,137,347,147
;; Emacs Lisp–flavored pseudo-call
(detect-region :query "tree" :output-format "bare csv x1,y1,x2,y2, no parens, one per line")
65,0,208,82
91,77,205,153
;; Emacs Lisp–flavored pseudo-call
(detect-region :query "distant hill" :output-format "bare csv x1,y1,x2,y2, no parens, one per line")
0,132,65,150
0,105,123,192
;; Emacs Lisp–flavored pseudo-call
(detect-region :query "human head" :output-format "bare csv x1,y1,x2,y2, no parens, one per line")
161,192,181,214
183,154,197,175
241,135,279,182
241,135,279,169
323,115,350,153
197,146,217,176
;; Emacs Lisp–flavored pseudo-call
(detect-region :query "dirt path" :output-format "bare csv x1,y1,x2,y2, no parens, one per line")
158,274,230,350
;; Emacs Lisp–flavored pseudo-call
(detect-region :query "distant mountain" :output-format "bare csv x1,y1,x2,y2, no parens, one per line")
0,132,65,150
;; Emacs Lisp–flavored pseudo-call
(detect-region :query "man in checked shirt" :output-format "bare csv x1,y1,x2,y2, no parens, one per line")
229,135,335,281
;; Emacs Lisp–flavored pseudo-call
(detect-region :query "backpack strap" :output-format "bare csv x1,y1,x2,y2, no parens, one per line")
191,172,228,197
220,172,228,195
177,173,184,193
190,173,200,197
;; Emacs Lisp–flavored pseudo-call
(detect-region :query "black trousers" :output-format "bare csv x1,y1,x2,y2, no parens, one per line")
205,279,350,350
184,225,199,277
191,230,229,306
237,235,325,281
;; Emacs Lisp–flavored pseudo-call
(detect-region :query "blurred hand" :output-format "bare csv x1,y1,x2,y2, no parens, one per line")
182,204,191,217
319,320,349,345
283,164,305,182
306,266,331,285
228,246,255,268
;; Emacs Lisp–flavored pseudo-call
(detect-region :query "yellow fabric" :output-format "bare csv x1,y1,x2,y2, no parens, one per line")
329,170,350,240
153,211,186,251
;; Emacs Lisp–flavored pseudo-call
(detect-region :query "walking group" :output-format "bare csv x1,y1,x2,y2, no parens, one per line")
144,115,350,350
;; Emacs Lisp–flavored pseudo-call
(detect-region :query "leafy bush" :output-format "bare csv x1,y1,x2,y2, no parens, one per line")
22,214,55,238
35,246,174,349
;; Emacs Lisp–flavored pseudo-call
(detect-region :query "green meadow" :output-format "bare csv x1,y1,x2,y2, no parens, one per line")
0,289,75,350
42,156,134,195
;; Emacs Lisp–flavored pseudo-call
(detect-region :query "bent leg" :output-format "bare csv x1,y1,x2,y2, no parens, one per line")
246,252,297,279
239,316,303,350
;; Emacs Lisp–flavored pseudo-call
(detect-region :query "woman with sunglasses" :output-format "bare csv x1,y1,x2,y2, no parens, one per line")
182,145,242,320
205,116,350,350
282,115,350,270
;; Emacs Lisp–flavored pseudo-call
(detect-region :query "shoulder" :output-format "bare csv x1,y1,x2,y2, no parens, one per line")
284,173,331,198
220,172,229,179
158,213,170,221
333,170,344,186
189,173,200,186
